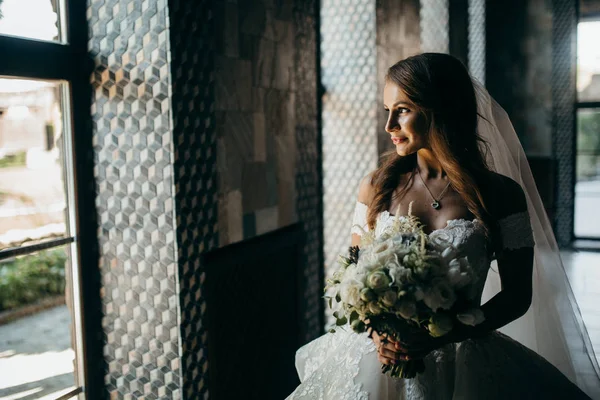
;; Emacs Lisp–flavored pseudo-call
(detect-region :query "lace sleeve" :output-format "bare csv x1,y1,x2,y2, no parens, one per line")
351,202,369,236
498,211,535,250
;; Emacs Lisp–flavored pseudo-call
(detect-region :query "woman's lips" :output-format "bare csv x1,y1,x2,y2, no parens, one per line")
391,137,407,145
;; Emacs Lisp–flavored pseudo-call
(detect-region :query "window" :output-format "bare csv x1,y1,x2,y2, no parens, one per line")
0,1,89,399
575,16,600,239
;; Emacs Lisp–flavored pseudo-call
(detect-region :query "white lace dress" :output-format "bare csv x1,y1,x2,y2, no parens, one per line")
285,202,590,400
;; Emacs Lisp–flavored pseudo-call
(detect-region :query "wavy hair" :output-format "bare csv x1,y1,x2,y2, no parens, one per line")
367,53,492,234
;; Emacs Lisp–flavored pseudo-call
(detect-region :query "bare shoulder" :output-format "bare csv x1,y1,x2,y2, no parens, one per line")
357,172,376,205
483,171,528,219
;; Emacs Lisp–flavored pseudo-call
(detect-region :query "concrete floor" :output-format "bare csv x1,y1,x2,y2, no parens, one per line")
0,305,75,400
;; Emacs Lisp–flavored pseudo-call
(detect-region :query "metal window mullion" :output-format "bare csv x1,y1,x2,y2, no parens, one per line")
575,102,600,109
53,386,84,400
0,236,75,261
0,36,77,81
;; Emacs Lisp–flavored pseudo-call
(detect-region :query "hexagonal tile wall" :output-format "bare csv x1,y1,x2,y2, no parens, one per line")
88,0,182,398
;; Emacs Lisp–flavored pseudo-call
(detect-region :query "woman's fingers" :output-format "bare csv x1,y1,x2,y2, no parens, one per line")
377,353,400,365
379,346,405,360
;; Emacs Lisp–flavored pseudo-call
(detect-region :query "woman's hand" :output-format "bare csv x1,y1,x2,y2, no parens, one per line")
369,327,407,365
368,325,458,364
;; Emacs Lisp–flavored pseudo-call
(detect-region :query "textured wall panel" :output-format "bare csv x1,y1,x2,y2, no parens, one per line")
419,0,449,53
294,0,324,341
376,0,421,157
215,0,298,247
320,0,379,324
468,0,485,84
552,0,577,245
88,0,182,398
168,0,218,398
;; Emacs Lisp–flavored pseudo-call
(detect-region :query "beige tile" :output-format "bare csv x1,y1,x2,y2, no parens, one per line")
278,178,297,226
227,190,243,243
255,206,279,235
254,113,266,162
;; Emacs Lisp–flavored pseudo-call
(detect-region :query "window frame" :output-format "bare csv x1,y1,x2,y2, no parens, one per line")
574,13,600,241
0,1,101,399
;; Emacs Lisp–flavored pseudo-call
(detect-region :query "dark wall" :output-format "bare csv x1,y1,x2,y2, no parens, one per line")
216,1,298,246
486,0,553,157
376,0,421,157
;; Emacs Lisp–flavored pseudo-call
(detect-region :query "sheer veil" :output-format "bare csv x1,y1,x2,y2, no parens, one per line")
475,82,600,398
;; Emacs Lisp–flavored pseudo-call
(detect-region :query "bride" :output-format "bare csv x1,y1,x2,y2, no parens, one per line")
285,53,600,399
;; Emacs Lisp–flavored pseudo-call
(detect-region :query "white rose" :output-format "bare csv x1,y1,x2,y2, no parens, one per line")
360,287,376,302
339,279,364,307
381,290,397,307
446,258,472,288
397,300,417,319
429,233,452,251
366,270,391,291
368,302,383,315
414,287,425,301
428,313,454,337
457,308,485,326
423,279,456,311
344,263,368,286
388,264,413,285
371,240,399,266
441,246,458,261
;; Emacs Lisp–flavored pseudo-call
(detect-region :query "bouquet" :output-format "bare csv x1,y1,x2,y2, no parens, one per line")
325,203,485,378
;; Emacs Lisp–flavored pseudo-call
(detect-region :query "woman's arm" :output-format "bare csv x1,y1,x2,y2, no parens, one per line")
351,174,375,247
444,247,533,343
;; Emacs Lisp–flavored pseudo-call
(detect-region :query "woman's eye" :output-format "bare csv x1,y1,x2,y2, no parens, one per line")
398,108,409,114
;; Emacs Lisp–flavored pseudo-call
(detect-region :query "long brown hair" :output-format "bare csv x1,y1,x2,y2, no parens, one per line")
367,53,493,233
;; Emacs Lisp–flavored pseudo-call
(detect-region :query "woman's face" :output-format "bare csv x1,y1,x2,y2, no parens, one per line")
383,82,429,156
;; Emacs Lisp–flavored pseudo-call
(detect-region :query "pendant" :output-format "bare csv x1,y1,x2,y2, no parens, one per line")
431,201,440,210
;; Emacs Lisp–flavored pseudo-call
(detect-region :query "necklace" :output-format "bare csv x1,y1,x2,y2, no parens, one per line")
416,168,451,210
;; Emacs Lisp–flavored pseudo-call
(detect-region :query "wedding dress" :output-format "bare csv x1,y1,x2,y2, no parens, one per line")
285,202,591,399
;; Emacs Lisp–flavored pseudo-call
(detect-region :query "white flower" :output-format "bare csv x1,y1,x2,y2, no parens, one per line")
414,286,425,301
441,246,458,261
339,268,365,307
446,257,472,288
360,287,376,302
388,263,413,285
457,308,485,326
368,302,383,315
423,278,456,311
359,239,399,270
381,290,397,307
428,313,454,337
397,300,417,319
343,263,368,286
429,233,452,251
366,270,391,291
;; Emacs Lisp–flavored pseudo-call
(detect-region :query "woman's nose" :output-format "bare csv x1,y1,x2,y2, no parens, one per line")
385,115,399,133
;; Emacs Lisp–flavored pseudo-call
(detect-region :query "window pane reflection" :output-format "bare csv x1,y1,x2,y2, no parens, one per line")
577,20,600,102
0,0,62,43
0,246,77,398
0,78,68,250
575,109,600,238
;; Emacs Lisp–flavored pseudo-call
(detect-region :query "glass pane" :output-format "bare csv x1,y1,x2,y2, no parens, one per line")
0,245,77,398
0,0,63,43
575,108,600,238
0,78,69,251
577,20,600,102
